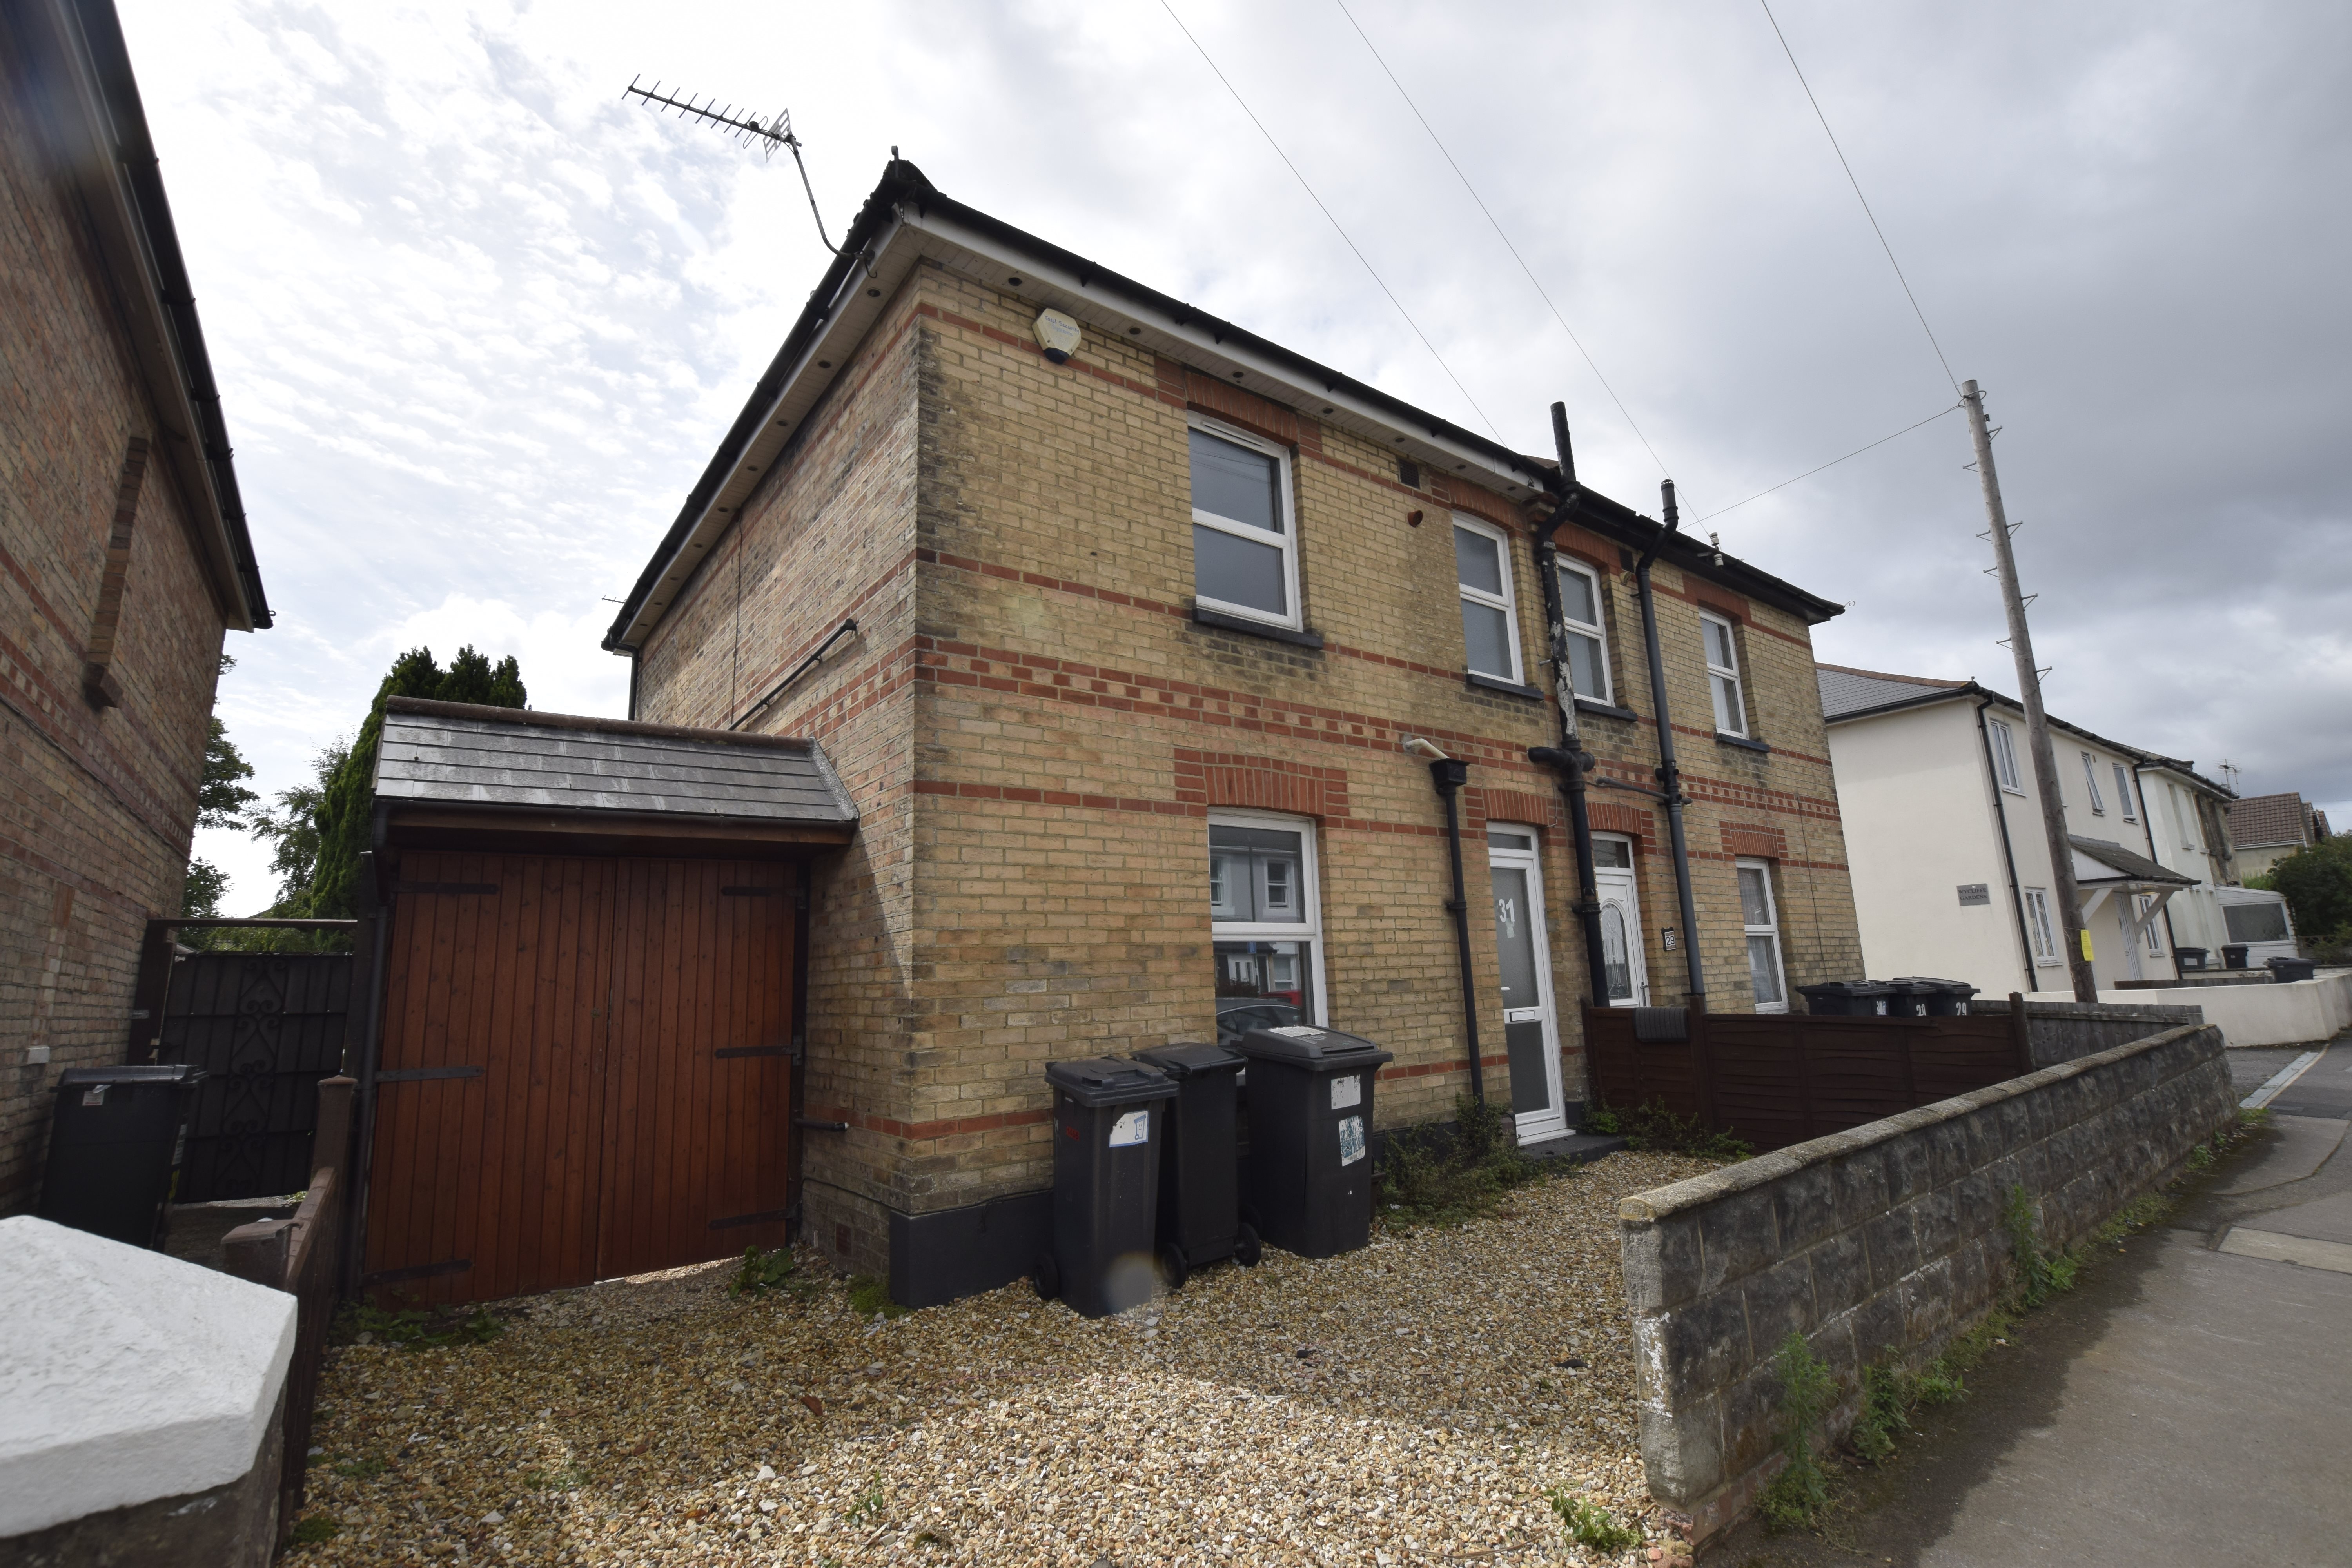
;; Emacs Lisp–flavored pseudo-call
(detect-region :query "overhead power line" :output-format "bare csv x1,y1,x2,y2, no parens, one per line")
1759,0,1960,395
1693,403,1961,523
1329,0,1675,486
1156,0,1500,439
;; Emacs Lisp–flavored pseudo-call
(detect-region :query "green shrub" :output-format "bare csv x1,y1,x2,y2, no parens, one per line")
2002,1186,2077,1307
1585,1098,1752,1161
1758,1332,1835,1529
1548,1490,1642,1552
1374,1093,1541,1229
731,1245,805,1296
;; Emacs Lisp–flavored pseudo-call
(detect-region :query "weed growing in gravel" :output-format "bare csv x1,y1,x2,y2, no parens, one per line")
846,1474,887,1524
1583,1100,1752,1161
1758,1332,1834,1530
731,1245,817,1298
337,1298,503,1350
522,1465,586,1492
1548,1490,1642,1552
1375,1093,1541,1229
328,1455,386,1480
289,1515,339,1545
846,1276,909,1319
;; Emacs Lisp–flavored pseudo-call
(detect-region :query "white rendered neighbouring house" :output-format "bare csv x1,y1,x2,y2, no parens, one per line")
1817,664,2298,995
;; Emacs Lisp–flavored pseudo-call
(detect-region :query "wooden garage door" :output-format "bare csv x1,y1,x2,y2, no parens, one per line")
362,852,796,1304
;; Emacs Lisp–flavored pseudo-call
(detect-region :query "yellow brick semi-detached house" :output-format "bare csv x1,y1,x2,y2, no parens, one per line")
606,161,1863,1306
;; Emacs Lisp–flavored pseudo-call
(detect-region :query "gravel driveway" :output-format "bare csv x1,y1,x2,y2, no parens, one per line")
296,1150,1710,1565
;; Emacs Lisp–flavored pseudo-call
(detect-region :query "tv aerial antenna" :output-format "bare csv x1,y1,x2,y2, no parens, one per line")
624,77,839,254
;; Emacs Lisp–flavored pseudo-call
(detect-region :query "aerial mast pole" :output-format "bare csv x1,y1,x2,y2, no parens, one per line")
1964,379,2096,1003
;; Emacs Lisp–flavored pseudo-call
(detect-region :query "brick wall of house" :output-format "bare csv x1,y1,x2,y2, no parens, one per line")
0,69,232,1211
633,272,927,1279
633,250,1860,1270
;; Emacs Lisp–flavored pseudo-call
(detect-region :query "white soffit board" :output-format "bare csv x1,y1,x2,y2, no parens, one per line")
0,1216,297,1535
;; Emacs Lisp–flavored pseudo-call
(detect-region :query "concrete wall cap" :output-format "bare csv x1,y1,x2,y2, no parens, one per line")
0,1217,297,1537
1618,1025,2211,1226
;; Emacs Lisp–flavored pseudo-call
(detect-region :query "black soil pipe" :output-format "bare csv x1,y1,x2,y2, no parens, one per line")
1635,481,1705,1009
1530,403,1611,1004
1429,757,1486,1105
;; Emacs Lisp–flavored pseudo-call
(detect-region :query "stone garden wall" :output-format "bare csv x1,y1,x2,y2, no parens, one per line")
1615,1022,2234,1539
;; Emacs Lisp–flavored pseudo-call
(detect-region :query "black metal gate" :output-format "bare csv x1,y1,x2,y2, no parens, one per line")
155,951,354,1201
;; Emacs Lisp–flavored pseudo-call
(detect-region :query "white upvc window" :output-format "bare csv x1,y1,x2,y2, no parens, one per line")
1553,558,1613,704
1701,613,1747,736
2081,751,2107,814
2171,783,2198,851
1189,418,1301,630
1453,515,1524,683
1207,811,1325,1049
2136,895,2165,955
2024,887,2060,963
1988,718,2023,792
1737,858,1788,1013
2114,764,2138,823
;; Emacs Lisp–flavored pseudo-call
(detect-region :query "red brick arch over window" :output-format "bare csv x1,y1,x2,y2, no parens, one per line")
1587,801,1654,842
1721,823,1788,860
1475,787,1564,832
1174,748,1349,819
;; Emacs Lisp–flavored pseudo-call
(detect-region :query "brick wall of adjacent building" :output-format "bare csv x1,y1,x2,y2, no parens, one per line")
635,252,1862,1273
0,66,231,1211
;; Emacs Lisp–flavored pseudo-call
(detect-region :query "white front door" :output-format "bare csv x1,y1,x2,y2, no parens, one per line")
1487,826,1567,1143
1592,834,1649,1007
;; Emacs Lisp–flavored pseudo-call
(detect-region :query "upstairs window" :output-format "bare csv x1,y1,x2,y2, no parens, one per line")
1190,421,1299,629
1453,516,1523,682
1737,858,1788,1013
1988,718,2023,792
1555,559,1613,704
2081,752,2107,814
2172,784,2199,851
1701,612,1747,736
2113,763,2138,822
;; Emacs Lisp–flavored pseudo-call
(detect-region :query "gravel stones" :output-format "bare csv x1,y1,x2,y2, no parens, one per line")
296,1151,1710,1564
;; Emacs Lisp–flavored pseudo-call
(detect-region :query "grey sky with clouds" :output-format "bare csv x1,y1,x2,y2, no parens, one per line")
119,0,2349,911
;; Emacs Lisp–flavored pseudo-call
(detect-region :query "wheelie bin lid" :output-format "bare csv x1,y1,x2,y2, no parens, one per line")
1235,1025,1394,1069
1045,1056,1176,1108
56,1065,204,1088
1889,976,1979,995
1796,980,1894,998
1132,1041,1245,1078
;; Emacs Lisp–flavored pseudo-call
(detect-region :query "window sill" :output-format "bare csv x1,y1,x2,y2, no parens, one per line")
1466,671,1544,701
1191,605,1323,650
1715,731,1771,755
1574,697,1639,723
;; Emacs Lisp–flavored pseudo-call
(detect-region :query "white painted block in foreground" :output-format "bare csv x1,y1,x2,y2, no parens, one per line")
2218,1227,2352,1276
0,1216,296,1537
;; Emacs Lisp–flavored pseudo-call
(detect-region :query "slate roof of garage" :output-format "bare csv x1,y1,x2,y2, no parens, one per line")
374,699,858,826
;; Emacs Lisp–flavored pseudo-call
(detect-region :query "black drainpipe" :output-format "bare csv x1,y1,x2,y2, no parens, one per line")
625,646,642,722
1526,403,1610,1003
1633,482,1705,1010
1976,694,2037,989
1429,757,1486,1105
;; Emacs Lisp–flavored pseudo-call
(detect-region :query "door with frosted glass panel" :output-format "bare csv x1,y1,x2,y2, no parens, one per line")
1592,834,1648,1007
1487,827,1567,1142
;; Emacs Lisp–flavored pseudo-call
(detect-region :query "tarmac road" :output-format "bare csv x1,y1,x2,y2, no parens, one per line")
1706,1035,2352,1568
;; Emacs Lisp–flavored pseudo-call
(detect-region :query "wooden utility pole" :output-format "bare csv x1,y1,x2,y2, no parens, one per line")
1964,379,2096,1002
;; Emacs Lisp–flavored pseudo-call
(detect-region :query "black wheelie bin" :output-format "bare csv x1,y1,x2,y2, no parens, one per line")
1032,1057,1176,1318
1235,1025,1393,1259
36,1064,204,1248
1797,980,1896,1017
1891,977,1980,1016
1132,1040,1256,1288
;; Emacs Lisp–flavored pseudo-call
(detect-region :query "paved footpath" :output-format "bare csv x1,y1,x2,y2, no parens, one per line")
1709,1035,2352,1568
